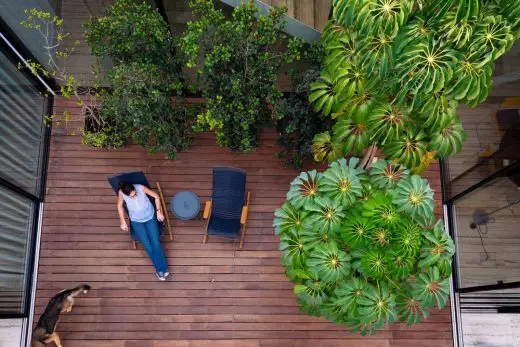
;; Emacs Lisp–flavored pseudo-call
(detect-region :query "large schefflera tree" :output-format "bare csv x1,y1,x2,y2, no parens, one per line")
273,158,455,335
310,0,520,172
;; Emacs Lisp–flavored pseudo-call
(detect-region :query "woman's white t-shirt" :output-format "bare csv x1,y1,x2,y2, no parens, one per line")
122,184,154,223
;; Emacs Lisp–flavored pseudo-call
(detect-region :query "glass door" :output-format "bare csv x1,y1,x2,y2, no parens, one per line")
451,167,520,294
444,163,520,346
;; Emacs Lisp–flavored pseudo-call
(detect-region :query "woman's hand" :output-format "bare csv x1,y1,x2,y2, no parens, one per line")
157,211,165,222
120,221,128,231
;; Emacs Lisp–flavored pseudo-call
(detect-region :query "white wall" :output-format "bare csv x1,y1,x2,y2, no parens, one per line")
462,313,520,347
0,319,23,347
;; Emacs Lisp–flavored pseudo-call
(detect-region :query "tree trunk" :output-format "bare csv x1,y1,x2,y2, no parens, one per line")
360,144,377,169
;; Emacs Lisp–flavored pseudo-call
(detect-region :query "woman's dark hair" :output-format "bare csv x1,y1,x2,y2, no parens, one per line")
119,182,135,196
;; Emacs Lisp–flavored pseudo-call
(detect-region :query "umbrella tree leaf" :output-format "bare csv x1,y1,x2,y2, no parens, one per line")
273,202,308,234
278,227,309,268
369,159,408,189
306,241,351,283
397,284,430,325
305,197,346,234
287,170,322,208
312,131,345,164
412,267,451,309
340,210,373,248
321,159,364,205
357,282,397,333
392,175,434,219
331,277,371,317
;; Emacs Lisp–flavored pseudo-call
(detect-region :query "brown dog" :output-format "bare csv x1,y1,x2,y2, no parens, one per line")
31,284,91,347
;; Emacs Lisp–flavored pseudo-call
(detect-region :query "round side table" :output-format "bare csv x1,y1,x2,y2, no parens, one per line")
170,191,201,220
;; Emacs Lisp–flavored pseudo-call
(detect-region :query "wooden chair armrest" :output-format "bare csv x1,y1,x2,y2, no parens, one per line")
240,192,251,225
240,206,248,225
203,200,212,219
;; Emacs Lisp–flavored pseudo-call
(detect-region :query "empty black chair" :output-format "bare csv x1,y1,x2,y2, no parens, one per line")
203,167,250,248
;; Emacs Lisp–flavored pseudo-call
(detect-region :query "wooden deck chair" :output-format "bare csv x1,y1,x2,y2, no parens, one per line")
203,167,250,249
108,171,173,249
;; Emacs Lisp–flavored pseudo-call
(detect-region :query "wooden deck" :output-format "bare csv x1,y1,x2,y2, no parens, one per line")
34,97,452,347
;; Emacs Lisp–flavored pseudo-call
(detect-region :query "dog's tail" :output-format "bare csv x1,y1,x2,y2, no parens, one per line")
60,284,91,298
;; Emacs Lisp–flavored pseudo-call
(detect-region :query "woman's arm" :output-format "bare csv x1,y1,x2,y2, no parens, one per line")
117,191,128,231
141,186,165,222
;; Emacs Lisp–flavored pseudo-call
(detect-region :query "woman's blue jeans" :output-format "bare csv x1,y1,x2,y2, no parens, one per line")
131,218,168,273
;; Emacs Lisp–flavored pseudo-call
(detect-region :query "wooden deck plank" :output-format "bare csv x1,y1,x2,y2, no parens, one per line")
34,97,452,346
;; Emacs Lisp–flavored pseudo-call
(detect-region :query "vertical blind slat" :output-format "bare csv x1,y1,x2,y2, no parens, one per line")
0,186,35,314
0,48,47,197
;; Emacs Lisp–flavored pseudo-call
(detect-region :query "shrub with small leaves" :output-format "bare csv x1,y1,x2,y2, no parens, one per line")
84,0,193,158
180,0,303,152
84,0,176,66
273,158,454,335
275,44,335,169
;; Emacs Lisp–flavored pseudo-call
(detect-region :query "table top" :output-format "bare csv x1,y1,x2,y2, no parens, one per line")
170,191,201,220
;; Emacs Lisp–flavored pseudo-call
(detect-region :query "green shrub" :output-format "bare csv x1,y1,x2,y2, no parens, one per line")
84,0,192,158
100,63,191,159
84,0,175,66
275,45,335,169
180,0,302,152
81,126,125,149
273,158,455,335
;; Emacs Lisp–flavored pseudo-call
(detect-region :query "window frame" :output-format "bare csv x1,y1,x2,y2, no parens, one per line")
0,16,53,319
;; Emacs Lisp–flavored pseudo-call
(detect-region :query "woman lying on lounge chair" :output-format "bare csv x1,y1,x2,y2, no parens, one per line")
117,182,169,281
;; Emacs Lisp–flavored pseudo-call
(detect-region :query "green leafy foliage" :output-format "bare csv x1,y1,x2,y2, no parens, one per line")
340,210,373,248
20,9,114,145
392,175,435,218
85,0,175,65
84,0,193,158
312,131,345,164
311,0,520,172
180,0,303,152
273,202,308,234
306,242,351,283
279,228,308,268
275,48,336,170
274,158,455,335
369,159,408,189
305,197,345,234
287,170,322,209
98,63,194,159
321,159,364,206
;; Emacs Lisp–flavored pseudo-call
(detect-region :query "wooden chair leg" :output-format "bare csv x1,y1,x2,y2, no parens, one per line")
156,182,174,241
203,200,212,244
239,225,246,249
132,240,137,249
203,217,210,243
